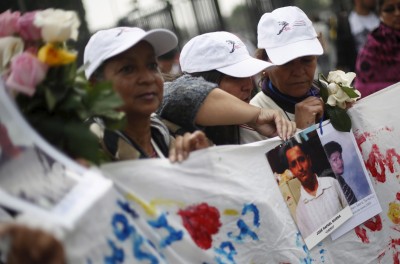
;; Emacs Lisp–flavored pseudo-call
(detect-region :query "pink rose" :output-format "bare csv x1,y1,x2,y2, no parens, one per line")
5,52,48,97
0,10,20,37
17,11,41,41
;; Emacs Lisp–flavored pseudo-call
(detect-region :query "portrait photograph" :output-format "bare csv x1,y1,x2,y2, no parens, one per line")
317,122,382,240
266,125,353,249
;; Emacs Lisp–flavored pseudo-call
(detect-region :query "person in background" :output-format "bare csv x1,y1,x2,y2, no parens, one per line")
323,141,357,205
280,139,348,238
355,0,400,97
157,48,181,75
244,6,324,144
84,27,209,162
311,14,332,77
336,0,379,72
157,31,296,145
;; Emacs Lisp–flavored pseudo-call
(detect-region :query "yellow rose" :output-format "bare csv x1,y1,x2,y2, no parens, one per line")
38,43,76,66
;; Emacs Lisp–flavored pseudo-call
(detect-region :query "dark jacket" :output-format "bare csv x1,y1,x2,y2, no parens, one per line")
335,11,357,72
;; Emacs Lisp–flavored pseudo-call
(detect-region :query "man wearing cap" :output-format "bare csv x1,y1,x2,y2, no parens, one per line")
244,6,325,143
157,31,295,145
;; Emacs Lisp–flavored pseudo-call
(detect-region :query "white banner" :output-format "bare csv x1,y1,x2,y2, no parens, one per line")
1,82,399,263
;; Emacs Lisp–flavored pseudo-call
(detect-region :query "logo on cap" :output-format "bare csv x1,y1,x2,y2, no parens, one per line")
116,28,131,37
293,20,307,27
277,21,289,35
226,40,243,53
277,20,307,35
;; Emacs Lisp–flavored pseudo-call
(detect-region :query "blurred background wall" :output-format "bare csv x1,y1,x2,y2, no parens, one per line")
1,0,354,72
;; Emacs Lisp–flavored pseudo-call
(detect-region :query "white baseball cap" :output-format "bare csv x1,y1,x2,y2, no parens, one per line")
84,27,178,79
257,6,323,65
180,31,273,78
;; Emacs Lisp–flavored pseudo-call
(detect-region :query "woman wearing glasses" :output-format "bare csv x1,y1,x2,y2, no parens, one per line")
355,0,400,97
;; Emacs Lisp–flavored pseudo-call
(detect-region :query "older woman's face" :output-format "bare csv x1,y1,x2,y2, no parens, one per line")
267,56,317,98
103,41,164,117
380,0,400,30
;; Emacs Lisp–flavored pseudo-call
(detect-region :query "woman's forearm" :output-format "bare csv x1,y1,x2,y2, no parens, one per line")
195,88,260,126
195,88,297,140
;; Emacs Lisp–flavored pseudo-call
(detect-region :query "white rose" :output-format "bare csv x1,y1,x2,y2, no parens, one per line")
324,70,360,109
0,36,24,72
34,9,80,43
326,84,361,109
327,82,339,94
327,88,350,109
326,70,356,87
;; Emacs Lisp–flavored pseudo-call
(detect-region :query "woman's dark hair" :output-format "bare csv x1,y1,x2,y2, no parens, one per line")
255,48,269,87
89,64,105,82
162,69,225,84
162,72,182,82
278,139,310,169
190,70,225,85
255,48,269,61
323,141,343,158
377,0,385,12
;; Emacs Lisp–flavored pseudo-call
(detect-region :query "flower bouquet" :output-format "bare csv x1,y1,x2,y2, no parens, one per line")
317,70,361,132
0,9,124,164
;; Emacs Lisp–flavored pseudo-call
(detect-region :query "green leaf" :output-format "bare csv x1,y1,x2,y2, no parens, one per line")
325,105,352,132
15,54,126,164
90,94,123,114
64,123,100,164
45,87,57,111
319,73,329,83
318,77,330,103
99,110,125,120
31,117,101,164
104,116,126,131
340,85,360,98
61,93,84,112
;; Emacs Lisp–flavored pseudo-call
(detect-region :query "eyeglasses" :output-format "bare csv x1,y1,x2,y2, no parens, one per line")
382,3,400,13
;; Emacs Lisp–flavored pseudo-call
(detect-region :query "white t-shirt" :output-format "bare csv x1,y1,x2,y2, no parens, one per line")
348,11,380,51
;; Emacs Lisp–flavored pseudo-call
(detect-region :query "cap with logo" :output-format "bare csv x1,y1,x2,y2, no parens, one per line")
84,27,178,79
257,6,323,65
180,31,273,78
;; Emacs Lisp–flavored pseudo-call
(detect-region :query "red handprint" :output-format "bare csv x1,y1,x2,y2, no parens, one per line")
178,202,221,250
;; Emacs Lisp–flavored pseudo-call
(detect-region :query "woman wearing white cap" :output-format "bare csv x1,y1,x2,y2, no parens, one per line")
84,27,295,160
247,6,325,142
84,27,209,162
157,31,296,145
